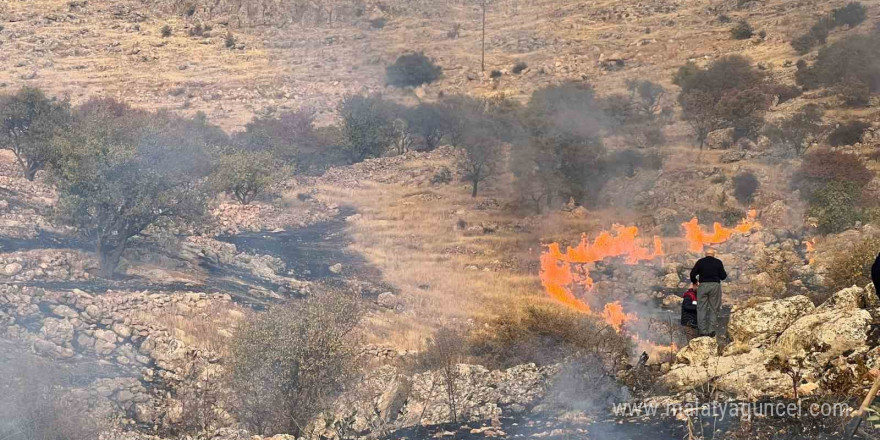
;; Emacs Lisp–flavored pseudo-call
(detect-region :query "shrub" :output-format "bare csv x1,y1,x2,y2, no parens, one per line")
733,171,760,204
225,31,236,48
211,150,287,205
225,290,362,436
825,235,880,291
161,24,172,37
808,181,862,234
0,352,104,440
385,52,442,88
767,83,803,104
447,23,461,39
829,120,870,146
468,303,632,370
730,21,754,40
792,149,873,200
431,166,453,184
337,94,397,163
795,33,880,105
490,69,503,79
512,61,528,74
832,2,867,28
369,17,387,29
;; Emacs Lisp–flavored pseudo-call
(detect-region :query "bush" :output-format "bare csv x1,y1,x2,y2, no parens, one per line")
809,181,862,234
337,94,398,163
733,171,760,204
431,166,453,184
718,14,732,23
767,83,803,104
385,52,442,88
369,17,387,29
833,2,867,28
730,21,754,39
795,32,880,105
225,290,362,436
468,304,632,370
792,149,873,200
825,235,880,291
490,69,503,79
225,31,236,48
161,24,172,37
211,150,287,204
512,61,528,74
791,16,834,54
829,120,870,146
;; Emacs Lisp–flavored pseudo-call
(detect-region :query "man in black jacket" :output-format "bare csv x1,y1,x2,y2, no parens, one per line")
690,247,727,337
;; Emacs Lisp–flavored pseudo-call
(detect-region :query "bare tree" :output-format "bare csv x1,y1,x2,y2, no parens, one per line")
419,328,467,423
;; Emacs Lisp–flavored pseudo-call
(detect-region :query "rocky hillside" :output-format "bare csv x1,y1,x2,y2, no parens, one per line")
1,0,878,130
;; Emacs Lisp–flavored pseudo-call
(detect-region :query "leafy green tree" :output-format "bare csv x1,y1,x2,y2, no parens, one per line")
53,100,215,277
337,95,397,163
519,82,606,206
211,150,287,205
0,87,72,180
795,33,880,106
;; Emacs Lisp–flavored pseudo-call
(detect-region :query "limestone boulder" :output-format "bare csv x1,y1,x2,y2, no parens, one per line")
727,295,815,345
674,337,717,365
775,308,871,362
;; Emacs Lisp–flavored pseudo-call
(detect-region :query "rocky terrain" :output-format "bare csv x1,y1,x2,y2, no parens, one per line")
3,0,880,439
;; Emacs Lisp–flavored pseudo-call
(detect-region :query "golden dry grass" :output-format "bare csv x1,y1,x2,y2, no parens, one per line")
135,300,246,354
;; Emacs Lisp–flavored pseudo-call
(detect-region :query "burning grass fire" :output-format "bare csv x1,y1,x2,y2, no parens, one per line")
539,213,761,357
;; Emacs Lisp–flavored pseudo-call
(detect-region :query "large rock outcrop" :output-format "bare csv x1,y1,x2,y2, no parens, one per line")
661,285,878,399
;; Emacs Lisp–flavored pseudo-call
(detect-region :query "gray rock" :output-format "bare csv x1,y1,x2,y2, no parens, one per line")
2,263,23,277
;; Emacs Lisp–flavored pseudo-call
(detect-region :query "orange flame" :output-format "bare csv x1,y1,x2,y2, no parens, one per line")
805,239,815,265
602,301,638,332
681,209,760,252
539,225,663,329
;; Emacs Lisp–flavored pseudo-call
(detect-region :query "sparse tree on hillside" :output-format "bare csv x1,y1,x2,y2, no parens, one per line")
403,103,450,151
458,121,501,198
0,87,71,180
226,290,362,436
521,81,606,207
675,56,773,148
337,95,397,163
764,104,825,156
53,101,215,277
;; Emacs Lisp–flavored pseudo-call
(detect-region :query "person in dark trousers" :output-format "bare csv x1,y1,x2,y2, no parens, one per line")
690,247,727,337
872,252,880,300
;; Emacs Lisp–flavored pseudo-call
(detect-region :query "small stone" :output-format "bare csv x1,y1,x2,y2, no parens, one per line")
329,263,343,274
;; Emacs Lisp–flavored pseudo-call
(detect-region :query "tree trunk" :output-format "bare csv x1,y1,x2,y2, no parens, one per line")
97,239,127,279
23,164,38,181
471,178,479,198
534,198,542,214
